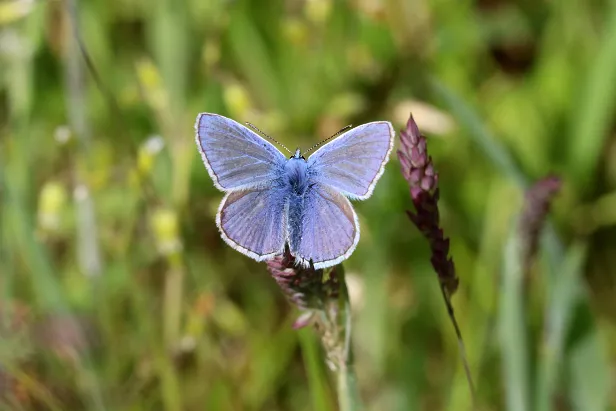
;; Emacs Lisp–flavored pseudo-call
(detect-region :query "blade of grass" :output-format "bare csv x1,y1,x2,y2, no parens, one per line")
335,269,362,411
267,253,363,410
298,328,336,411
5,140,66,311
244,325,298,409
0,157,14,304
155,349,183,411
535,243,586,411
430,78,528,188
4,153,107,411
500,223,530,411
568,329,611,411
64,0,103,278
149,0,189,116
567,2,616,193
9,367,66,411
3,9,107,407
431,79,565,271
226,6,282,109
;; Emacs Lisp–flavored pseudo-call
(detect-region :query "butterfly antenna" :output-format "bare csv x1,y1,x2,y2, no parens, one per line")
245,122,293,155
302,125,352,156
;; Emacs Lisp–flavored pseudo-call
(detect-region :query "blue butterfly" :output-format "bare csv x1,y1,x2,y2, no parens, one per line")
195,113,394,269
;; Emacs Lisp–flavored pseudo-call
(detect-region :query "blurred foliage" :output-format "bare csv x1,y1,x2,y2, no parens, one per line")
1,0,616,410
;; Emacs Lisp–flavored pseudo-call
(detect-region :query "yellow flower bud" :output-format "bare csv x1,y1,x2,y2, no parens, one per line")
150,208,182,258
137,135,165,176
203,39,221,70
304,0,332,25
0,0,35,25
211,299,247,336
37,181,67,232
223,82,252,119
135,59,167,113
346,44,380,79
282,18,308,46
325,92,366,118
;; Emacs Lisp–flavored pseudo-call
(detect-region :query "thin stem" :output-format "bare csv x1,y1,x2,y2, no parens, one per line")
337,363,362,411
397,113,475,405
266,256,364,410
335,267,363,411
438,285,477,408
63,0,102,278
163,266,184,346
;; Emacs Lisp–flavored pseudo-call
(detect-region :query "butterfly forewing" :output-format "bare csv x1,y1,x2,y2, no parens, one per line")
307,122,394,200
195,113,286,191
217,188,288,260
288,184,359,269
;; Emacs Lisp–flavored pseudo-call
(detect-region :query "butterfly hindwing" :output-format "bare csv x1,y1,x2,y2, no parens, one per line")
288,183,359,269
217,187,288,260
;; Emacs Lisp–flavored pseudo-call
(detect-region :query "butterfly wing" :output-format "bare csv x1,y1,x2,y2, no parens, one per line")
217,187,288,260
288,184,359,269
195,113,287,191
307,122,394,200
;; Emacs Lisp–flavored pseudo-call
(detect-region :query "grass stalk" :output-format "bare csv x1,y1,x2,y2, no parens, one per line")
63,0,102,278
335,270,362,411
439,285,477,407
500,228,530,411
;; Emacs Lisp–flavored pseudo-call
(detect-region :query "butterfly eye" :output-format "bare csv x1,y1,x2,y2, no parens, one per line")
288,154,307,160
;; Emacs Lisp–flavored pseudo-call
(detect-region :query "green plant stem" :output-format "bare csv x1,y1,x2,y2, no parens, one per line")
438,285,477,408
431,78,566,270
337,363,361,411
500,228,529,411
299,329,335,411
535,244,586,411
567,2,616,193
64,0,102,278
335,267,363,411
163,264,184,346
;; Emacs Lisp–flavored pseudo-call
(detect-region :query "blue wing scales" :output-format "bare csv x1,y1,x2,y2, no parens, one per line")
307,122,394,200
195,113,286,191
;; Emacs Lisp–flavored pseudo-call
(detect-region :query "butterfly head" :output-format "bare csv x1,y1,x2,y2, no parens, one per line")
291,148,306,161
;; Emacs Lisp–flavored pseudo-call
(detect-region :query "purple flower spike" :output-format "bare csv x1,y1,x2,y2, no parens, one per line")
266,251,349,372
398,113,476,402
266,249,340,313
397,114,459,295
520,176,562,273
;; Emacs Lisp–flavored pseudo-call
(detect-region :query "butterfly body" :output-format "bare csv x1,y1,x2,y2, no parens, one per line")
195,113,394,269
284,153,311,196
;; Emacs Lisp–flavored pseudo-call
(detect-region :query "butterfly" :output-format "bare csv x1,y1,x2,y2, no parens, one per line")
194,113,394,269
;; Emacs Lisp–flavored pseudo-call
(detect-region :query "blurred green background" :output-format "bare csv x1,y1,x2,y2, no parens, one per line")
1,0,616,410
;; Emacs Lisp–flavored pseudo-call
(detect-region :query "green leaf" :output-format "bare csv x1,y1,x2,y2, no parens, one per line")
567,3,616,194
430,78,528,188
535,243,587,411
568,330,611,411
499,223,530,411
299,329,335,411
